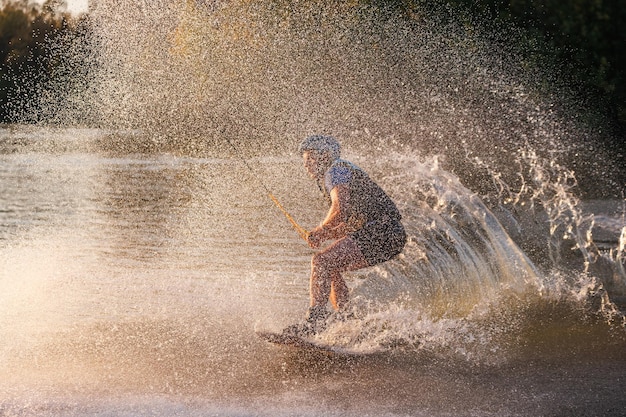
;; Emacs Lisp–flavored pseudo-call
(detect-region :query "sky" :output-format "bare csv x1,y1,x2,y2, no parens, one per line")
35,0,89,14
66,0,88,14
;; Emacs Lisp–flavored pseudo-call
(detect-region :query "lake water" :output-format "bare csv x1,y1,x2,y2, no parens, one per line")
1,126,624,416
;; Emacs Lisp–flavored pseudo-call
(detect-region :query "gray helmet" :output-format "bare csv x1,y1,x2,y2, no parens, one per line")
298,135,341,160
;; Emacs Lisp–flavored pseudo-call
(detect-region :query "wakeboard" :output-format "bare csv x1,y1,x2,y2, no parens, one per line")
256,330,340,354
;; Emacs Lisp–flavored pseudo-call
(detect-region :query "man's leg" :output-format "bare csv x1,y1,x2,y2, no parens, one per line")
310,237,368,311
280,238,368,337
330,278,349,311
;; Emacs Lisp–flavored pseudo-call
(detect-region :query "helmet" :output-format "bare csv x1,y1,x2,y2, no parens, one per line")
298,135,341,160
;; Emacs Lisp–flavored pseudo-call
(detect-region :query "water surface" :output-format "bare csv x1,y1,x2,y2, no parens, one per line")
1,127,624,416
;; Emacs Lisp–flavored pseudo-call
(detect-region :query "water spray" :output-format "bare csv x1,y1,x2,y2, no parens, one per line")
225,138,309,242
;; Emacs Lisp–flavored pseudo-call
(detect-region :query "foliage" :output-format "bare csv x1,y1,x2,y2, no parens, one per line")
0,0,86,123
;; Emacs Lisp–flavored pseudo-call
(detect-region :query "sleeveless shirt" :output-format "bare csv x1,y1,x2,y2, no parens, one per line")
321,159,401,230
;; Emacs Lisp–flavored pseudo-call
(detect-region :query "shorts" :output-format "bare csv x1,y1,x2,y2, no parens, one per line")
351,218,407,266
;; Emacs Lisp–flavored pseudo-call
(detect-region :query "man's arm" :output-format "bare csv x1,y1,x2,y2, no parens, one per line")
307,184,350,248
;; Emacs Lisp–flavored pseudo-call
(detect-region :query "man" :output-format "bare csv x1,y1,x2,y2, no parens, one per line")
286,135,406,336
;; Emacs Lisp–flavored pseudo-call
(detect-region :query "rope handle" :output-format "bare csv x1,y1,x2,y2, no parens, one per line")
268,193,309,241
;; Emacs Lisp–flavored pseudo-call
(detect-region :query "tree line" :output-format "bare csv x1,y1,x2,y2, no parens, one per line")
0,0,87,122
1,0,624,135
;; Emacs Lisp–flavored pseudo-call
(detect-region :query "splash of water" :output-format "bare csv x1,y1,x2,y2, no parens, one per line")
10,0,626,358
3,3,626,415
40,0,622,192
307,149,625,355
41,0,625,337
351,154,538,313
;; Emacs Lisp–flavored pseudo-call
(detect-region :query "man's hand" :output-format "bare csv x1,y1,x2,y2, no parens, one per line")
307,226,326,249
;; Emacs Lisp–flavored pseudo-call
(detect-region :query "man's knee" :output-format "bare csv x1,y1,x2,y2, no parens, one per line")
311,251,330,272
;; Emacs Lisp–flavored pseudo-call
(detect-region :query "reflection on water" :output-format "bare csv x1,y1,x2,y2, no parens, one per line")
0,129,313,346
